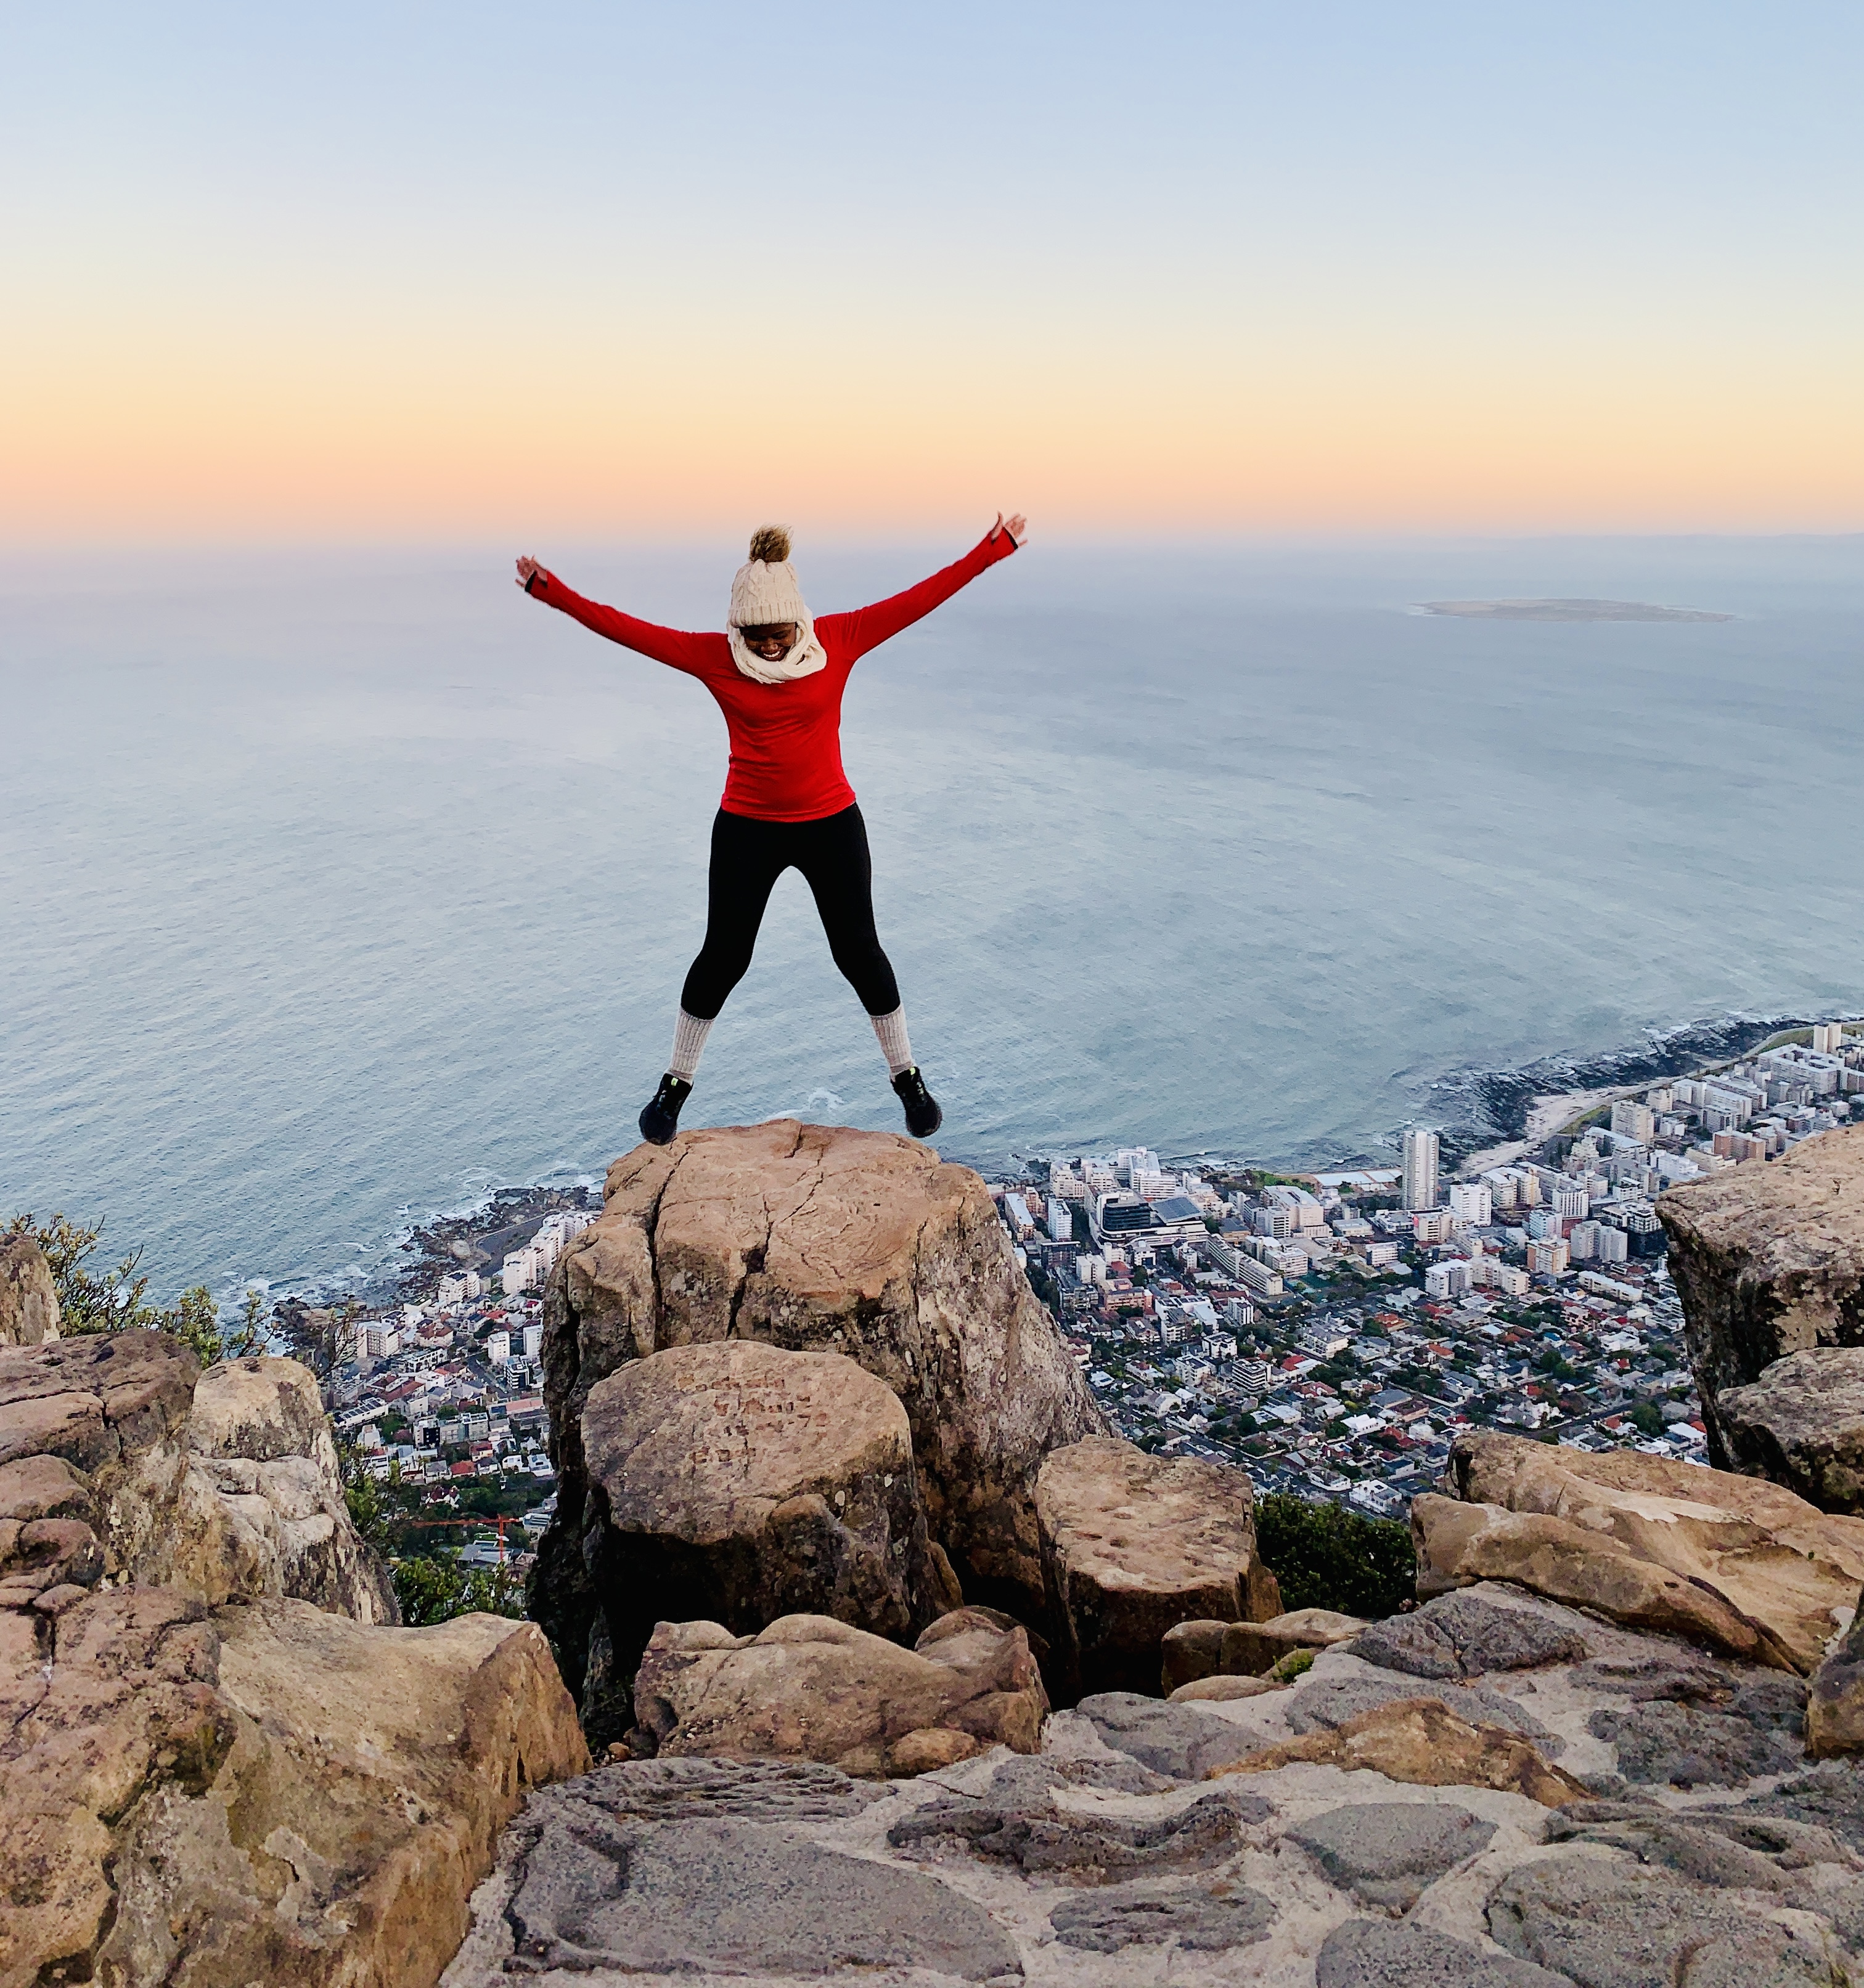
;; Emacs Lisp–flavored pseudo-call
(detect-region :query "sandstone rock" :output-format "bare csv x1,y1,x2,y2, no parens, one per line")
1034,1435,1278,1698
1487,1852,1845,1986
626,1608,1047,1773
1214,1697,1590,1807
1048,1878,1276,1950
536,1121,1105,1714
1425,1431,1864,1673
1161,1615,1228,1692
1286,1801,1498,1913
1355,1583,1589,1679
1316,1917,1584,1988
1807,1584,1864,1757
1661,1123,1864,1472
0,1234,59,1346
1224,1605,1368,1677
1170,1671,1282,1703
0,1591,587,1988
190,1354,339,1472
1075,1689,1269,1778
181,1356,396,1624
579,1341,948,1709
474,1787,1019,1981
1720,1347,1864,1515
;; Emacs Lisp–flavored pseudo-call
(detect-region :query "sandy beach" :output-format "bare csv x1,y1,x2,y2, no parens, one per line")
1458,1085,1632,1176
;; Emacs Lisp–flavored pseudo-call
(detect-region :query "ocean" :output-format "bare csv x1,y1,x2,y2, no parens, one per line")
3,534,1860,1306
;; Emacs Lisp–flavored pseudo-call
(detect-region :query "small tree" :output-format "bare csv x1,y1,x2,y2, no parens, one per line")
1256,1493,1416,1618
7,1212,229,1363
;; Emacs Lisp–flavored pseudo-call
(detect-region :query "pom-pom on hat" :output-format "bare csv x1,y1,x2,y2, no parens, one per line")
727,524,828,683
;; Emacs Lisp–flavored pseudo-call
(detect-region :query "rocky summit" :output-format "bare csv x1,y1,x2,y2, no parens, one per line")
533,1119,1106,1737
17,1118,1864,1984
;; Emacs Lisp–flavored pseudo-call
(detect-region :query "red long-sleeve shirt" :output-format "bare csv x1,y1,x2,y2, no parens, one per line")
528,530,1018,821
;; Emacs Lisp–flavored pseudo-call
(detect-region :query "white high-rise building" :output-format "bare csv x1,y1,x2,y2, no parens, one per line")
1447,1182,1492,1225
1047,1198,1076,1243
1611,1099,1656,1143
1402,1129,1440,1212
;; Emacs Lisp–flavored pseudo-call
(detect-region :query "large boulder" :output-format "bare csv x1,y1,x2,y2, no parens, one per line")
1420,1432,1864,1674
534,1122,1105,1712
1719,1347,1864,1515
0,1235,59,1346
0,1589,587,1988
1033,1435,1280,1699
626,1607,1048,1775
184,1355,398,1624
579,1341,953,1720
1660,1125,1864,1473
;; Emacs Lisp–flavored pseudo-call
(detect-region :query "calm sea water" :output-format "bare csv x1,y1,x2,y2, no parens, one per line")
3,536,1860,1305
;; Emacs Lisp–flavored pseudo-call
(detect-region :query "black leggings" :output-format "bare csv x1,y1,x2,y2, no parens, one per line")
680,804,902,1020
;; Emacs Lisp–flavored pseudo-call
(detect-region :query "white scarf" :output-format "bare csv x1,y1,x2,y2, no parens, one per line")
729,614,828,686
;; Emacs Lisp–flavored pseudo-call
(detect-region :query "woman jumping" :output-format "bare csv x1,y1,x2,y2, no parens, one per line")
514,514,1027,1146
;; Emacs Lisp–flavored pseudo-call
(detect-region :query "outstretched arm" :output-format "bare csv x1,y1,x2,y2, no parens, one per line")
514,556,717,675
824,513,1027,665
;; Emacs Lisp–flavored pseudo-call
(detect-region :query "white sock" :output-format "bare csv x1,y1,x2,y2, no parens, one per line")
870,1006,915,1077
668,1009,713,1083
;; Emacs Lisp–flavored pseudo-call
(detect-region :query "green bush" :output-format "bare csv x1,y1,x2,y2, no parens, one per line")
1256,1492,1415,1619
391,1555,526,1626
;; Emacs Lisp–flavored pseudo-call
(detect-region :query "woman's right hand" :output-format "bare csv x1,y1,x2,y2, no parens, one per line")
515,555,544,592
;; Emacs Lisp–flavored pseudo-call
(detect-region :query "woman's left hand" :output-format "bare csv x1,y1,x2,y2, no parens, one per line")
989,511,1029,547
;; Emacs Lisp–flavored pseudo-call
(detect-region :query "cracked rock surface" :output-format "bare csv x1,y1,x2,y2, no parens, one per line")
534,1121,1106,1736
450,1583,1864,1987
581,1339,951,1690
0,1330,591,1988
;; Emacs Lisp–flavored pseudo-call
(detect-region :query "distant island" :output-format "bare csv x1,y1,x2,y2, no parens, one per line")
1420,598,1731,622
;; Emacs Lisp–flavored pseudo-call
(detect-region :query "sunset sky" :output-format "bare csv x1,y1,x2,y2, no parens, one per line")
4,2,1860,540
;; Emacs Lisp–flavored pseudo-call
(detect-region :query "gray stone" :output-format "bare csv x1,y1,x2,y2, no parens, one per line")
1736,1762,1864,1852
1075,1689,1267,1778
1588,1696,1803,1788
1355,1587,1588,1680
1286,1802,1498,1912
1719,1347,1864,1515
1543,1809,1797,1891
565,1756,883,1823
503,1807,1020,1980
885,1761,1269,1882
1285,1672,1564,1754
1049,1879,1275,1952
1316,1917,1577,1988
1808,1581,1864,1757
1487,1854,1842,1987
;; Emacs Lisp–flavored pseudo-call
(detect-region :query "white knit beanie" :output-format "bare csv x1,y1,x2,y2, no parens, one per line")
726,525,827,684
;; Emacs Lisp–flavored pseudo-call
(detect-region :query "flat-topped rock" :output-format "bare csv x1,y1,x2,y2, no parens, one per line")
536,1121,1105,1716
626,1607,1047,1774
1286,1801,1498,1912
580,1341,947,1711
1720,1347,1864,1515
1423,1430,1864,1674
1034,1435,1279,1698
1660,1123,1864,1473
1355,1584,1590,1680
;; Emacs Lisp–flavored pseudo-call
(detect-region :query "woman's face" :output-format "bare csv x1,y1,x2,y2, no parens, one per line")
740,622,798,662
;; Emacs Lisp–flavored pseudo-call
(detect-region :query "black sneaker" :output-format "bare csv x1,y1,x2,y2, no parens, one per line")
638,1073,692,1146
891,1065,943,1139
